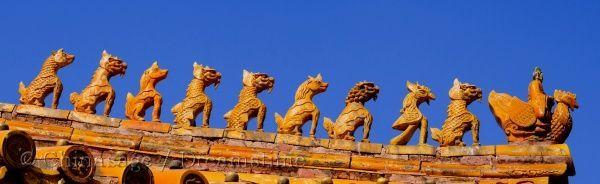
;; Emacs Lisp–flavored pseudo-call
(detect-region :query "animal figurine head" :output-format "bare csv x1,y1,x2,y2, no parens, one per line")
533,66,544,82
100,50,127,77
301,74,328,95
345,81,380,104
193,62,221,88
242,70,274,93
449,78,482,104
50,48,75,68
141,61,168,86
554,90,578,110
406,81,436,105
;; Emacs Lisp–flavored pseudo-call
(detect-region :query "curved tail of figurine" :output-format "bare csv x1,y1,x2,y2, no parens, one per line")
274,113,284,130
18,82,26,96
69,92,80,105
171,102,183,124
430,128,441,143
125,92,134,118
323,117,334,138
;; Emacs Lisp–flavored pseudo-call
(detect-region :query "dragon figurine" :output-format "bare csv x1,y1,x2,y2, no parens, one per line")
488,67,578,144
171,62,222,128
431,79,483,147
224,70,275,131
323,81,379,143
125,61,168,122
390,81,436,145
275,74,328,137
70,50,127,116
19,49,75,109
547,90,578,143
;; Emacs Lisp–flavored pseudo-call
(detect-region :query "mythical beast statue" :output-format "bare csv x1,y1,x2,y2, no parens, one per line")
431,79,483,147
323,81,379,143
488,67,578,144
172,63,222,128
70,50,127,116
19,49,75,109
224,70,275,131
390,81,435,145
275,74,328,137
125,62,168,122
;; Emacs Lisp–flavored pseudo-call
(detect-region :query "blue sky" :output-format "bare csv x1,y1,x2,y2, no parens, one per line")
1,1,598,182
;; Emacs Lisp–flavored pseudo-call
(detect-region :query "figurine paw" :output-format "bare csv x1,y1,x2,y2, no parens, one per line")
361,139,370,143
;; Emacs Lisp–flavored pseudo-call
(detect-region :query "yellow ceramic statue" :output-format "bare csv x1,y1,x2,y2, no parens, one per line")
18,49,75,109
323,81,379,143
390,81,435,145
275,74,328,137
172,63,222,128
224,70,275,131
431,79,482,147
70,50,127,116
125,62,168,122
488,67,578,144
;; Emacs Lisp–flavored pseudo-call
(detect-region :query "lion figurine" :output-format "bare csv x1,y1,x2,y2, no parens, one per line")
390,81,436,145
70,50,127,116
224,70,275,131
19,49,75,109
323,81,379,143
275,74,328,138
431,79,482,147
172,62,222,128
125,61,168,122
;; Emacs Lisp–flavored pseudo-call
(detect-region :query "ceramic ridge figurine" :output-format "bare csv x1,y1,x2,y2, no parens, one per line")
323,81,379,143
224,70,275,131
390,81,436,145
125,61,168,122
171,62,222,128
18,49,75,109
275,74,328,138
70,50,127,116
431,79,482,147
488,67,578,144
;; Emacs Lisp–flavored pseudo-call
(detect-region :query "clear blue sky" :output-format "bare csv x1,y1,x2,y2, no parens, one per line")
1,1,598,182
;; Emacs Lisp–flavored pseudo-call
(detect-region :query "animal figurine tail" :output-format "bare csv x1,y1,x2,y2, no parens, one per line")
171,102,182,114
18,82,26,96
223,110,231,120
430,128,441,143
125,92,134,111
274,113,284,128
323,117,334,138
69,92,80,105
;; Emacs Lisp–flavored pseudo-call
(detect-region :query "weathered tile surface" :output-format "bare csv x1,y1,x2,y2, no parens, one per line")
121,120,171,133
6,120,73,140
171,127,225,138
139,136,209,156
0,103,15,113
439,146,496,157
385,144,436,155
351,155,420,172
225,130,276,143
70,129,142,149
275,134,329,147
496,144,570,157
279,151,350,168
68,111,121,127
15,105,70,119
